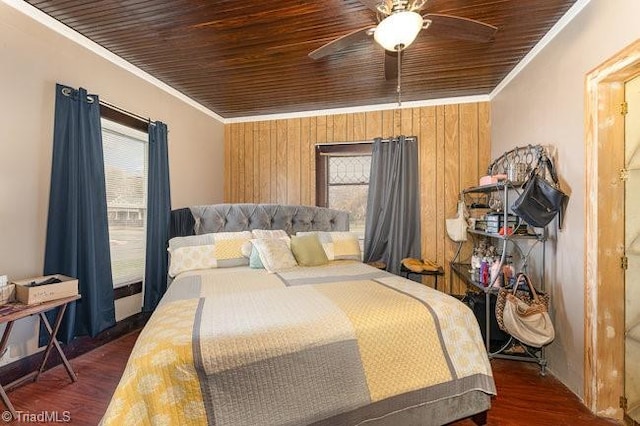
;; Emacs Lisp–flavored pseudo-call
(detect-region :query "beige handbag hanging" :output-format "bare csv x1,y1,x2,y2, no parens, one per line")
446,200,469,242
499,273,555,348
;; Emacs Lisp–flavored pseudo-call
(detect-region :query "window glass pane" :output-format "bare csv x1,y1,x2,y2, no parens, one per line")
328,184,369,237
328,156,371,185
327,154,371,239
102,119,148,288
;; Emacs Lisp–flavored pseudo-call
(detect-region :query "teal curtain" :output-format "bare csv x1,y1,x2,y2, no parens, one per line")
364,136,421,275
43,84,116,343
143,121,171,312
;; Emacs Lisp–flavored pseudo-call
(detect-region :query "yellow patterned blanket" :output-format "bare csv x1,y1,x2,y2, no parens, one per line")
102,261,495,425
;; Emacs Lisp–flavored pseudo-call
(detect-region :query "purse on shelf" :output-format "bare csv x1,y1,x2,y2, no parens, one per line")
495,273,554,348
511,153,568,228
446,200,469,242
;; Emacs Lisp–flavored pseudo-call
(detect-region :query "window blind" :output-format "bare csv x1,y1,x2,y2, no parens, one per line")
101,118,148,288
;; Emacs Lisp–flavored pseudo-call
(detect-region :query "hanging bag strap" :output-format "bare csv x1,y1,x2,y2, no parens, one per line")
518,146,558,185
537,152,560,187
509,273,547,316
457,198,468,219
511,273,540,302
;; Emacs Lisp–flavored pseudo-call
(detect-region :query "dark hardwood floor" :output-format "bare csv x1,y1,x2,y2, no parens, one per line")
3,331,620,425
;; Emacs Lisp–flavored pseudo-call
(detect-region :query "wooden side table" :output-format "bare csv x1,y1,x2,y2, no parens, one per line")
0,295,81,419
400,264,445,290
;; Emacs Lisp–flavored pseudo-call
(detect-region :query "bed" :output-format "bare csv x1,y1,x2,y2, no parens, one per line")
101,204,496,425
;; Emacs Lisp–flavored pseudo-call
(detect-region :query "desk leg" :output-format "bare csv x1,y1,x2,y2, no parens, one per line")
0,321,18,419
37,305,77,383
0,321,14,359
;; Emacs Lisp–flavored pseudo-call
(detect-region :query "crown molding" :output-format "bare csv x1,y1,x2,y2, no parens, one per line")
224,94,491,123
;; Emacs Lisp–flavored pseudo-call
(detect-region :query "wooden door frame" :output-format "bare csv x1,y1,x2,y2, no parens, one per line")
585,39,640,420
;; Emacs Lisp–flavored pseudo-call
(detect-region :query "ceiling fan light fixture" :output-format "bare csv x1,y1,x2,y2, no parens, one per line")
373,11,424,52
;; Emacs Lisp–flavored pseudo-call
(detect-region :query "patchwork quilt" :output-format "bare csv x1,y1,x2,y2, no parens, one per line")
101,261,495,425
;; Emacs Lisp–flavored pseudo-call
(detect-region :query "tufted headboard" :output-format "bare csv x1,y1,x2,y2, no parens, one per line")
170,204,349,238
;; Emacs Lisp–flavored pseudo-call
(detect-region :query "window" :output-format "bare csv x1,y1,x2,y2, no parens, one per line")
101,115,148,288
316,143,372,238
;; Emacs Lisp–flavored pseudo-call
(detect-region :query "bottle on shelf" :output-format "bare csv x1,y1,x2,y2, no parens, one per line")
480,259,489,286
490,259,502,288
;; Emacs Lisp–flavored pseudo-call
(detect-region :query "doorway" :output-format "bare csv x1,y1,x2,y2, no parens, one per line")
625,74,640,424
585,39,640,422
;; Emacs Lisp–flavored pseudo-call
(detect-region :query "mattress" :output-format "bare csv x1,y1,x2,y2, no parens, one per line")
101,261,495,425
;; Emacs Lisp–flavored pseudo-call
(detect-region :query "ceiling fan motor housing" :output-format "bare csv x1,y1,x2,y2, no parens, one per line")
373,11,424,51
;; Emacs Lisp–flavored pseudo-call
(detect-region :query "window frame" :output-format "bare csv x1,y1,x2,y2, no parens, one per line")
315,142,373,208
100,104,149,298
100,104,148,133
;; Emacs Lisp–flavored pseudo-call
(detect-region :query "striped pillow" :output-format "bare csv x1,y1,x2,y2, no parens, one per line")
168,231,252,277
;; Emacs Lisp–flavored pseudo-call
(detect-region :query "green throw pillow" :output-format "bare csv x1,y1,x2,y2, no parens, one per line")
290,234,329,266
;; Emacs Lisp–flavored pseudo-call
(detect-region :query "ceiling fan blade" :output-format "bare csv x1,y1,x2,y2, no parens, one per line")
422,13,497,42
309,26,375,60
384,51,398,80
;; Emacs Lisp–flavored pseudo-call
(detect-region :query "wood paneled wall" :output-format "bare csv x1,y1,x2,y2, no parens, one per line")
224,103,491,294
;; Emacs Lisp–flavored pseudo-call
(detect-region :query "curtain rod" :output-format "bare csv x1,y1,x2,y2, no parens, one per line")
100,100,153,125
59,87,154,125
315,141,371,146
315,137,416,147
318,152,369,157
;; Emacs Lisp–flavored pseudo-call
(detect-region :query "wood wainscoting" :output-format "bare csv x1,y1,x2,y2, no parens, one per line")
224,103,491,295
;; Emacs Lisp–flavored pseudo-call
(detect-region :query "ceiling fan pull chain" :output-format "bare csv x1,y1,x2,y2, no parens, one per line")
397,46,402,106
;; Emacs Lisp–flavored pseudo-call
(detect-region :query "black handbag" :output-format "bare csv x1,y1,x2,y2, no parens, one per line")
512,154,568,228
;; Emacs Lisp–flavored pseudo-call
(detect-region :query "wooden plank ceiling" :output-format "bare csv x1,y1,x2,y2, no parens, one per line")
26,0,577,119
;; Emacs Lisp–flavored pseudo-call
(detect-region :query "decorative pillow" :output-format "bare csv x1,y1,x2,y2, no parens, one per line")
168,231,252,276
241,241,253,258
297,231,361,261
245,230,291,269
212,231,253,266
290,234,329,266
168,244,216,277
251,238,298,273
252,229,289,239
249,246,264,269
168,233,216,252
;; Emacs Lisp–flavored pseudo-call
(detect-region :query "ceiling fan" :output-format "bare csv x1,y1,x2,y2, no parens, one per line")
309,0,498,82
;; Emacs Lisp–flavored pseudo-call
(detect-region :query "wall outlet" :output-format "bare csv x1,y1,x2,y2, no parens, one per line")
0,275,7,287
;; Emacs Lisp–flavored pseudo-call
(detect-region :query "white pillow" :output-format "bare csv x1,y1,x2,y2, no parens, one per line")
251,238,298,273
252,229,289,239
296,231,361,261
243,229,291,267
241,241,253,258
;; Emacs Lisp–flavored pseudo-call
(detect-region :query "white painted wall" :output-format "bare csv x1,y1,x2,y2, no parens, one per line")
0,2,225,365
491,0,640,398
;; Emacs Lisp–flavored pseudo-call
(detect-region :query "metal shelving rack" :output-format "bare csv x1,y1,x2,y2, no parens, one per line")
450,179,549,374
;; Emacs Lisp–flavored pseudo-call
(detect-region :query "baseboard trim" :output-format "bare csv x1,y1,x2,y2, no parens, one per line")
0,311,150,389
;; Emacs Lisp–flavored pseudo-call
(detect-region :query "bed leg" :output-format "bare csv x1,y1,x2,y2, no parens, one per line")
471,410,487,426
